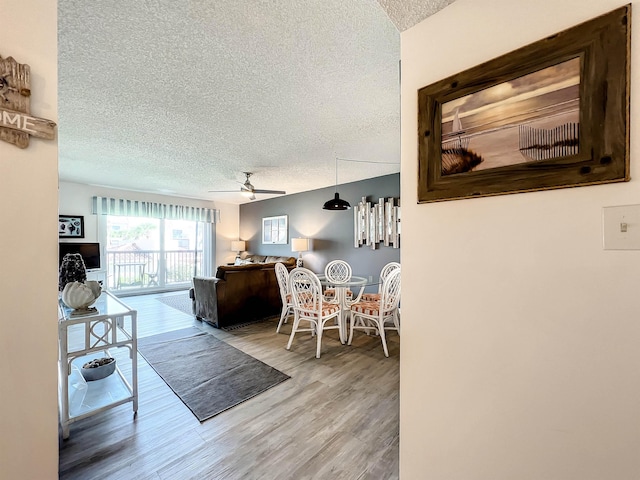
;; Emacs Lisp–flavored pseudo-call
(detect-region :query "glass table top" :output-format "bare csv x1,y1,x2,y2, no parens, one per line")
317,274,379,287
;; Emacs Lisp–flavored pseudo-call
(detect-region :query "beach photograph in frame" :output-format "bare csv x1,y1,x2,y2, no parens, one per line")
417,5,630,203
441,58,580,176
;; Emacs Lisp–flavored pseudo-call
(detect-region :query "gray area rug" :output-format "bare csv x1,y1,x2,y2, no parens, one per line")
156,293,193,316
137,327,290,422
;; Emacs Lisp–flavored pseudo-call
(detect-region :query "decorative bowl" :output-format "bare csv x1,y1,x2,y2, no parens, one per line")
81,357,116,381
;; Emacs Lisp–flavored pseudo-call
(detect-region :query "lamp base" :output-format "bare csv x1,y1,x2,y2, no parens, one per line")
296,256,303,268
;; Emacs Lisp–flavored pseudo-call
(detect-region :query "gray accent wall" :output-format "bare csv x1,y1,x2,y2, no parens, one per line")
239,173,400,285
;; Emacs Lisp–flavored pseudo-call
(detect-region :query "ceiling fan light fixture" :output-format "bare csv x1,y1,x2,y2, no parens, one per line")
323,192,350,210
208,171,286,198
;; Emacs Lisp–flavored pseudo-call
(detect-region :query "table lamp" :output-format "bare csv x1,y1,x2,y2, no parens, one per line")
231,240,246,262
291,237,310,267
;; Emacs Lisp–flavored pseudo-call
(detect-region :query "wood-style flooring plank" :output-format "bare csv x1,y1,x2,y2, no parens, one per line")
59,291,399,479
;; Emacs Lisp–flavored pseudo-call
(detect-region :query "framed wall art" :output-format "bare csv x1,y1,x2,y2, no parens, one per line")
354,197,400,249
262,215,288,244
417,5,630,203
59,215,84,238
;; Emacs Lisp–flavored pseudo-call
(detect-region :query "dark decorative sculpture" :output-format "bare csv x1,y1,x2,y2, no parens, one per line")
58,253,87,292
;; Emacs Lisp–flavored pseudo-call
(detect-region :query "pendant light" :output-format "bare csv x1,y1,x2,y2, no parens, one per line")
323,158,351,210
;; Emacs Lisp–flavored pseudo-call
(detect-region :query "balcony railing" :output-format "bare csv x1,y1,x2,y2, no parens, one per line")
106,249,203,291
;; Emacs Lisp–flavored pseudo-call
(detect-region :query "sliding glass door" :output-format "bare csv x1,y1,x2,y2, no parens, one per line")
103,215,212,293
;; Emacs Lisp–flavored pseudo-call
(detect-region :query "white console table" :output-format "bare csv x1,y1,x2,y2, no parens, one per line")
58,291,138,439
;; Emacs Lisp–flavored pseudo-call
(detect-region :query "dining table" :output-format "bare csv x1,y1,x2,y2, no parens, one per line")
317,274,380,343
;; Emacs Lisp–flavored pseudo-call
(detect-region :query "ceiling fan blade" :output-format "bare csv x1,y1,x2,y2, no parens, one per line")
252,189,286,195
209,172,284,196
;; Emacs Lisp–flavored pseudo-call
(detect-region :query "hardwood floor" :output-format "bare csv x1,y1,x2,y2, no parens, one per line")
58,291,399,480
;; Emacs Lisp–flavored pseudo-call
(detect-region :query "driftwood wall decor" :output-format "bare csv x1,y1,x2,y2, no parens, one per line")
0,55,56,148
354,197,400,249
417,5,631,203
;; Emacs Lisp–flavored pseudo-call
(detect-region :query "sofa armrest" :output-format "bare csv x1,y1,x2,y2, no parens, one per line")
192,276,220,325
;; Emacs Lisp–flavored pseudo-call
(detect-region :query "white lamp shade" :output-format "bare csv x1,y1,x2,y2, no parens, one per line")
231,240,246,252
291,237,310,252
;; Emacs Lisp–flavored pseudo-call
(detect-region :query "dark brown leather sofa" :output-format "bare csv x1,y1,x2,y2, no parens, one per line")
190,255,295,328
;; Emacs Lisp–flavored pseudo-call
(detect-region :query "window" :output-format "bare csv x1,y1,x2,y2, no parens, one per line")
102,216,213,292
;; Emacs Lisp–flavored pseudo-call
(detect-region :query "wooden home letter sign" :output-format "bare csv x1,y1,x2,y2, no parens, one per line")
0,54,56,148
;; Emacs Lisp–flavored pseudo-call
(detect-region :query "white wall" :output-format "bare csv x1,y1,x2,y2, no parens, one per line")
59,181,239,269
214,197,241,267
400,1,640,479
0,1,59,478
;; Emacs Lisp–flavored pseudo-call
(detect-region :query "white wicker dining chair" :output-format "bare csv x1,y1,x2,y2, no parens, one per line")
286,267,342,358
361,262,400,301
348,268,401,357
275,262,294,333
323,259,353,302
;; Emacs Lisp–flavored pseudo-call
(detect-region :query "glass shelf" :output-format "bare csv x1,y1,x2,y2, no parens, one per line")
67,354,133,418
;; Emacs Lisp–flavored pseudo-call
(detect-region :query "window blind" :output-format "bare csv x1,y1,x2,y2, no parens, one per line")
91,196,220,223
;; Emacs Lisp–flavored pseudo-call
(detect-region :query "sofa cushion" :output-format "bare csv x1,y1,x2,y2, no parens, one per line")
233,257,253,265
242,253,266,262
215,256,296,280
239,253,295,265
269,256,296,265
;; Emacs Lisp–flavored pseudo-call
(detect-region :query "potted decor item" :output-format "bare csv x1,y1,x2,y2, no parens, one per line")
81,357,116,381
59,253,87,291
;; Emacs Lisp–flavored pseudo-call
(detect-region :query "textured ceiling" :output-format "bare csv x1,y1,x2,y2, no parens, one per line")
377,0,457,31
58,0,454,204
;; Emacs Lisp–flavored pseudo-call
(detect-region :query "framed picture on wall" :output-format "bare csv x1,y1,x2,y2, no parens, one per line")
417,5,630,203
59,215,84,238
262,215,288,244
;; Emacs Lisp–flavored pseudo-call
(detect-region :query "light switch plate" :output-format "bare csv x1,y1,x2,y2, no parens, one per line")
603,204,640,250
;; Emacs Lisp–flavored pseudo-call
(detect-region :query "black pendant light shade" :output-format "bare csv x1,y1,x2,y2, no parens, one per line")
323,157,351,210
323,192,351,210
322,157,398,210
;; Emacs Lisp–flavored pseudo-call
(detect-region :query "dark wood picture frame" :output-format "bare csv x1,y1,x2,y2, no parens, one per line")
59,215,85,238
417,5,631,203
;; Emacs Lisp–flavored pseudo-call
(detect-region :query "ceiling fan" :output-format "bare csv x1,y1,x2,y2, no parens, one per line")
209,172,286,200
